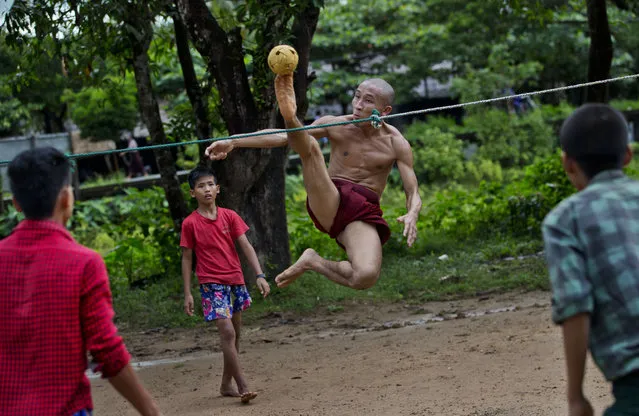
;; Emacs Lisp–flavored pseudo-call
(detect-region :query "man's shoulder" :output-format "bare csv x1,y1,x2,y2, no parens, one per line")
542,191,583,229
63,239,104,261
44,239,104,270
387,126,411,156
327,114,350,122
544,175,639,228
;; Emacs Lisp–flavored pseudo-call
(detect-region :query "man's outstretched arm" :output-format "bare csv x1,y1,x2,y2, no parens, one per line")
206,113,336,160
395,137,422,247
205,129,288,160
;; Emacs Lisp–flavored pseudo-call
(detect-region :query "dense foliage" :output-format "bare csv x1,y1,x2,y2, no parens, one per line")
62,76,139,141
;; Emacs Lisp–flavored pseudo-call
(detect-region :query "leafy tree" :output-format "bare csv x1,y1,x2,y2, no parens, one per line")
0,32,78,134
4,0,190,233
62,76,139,142
0,80,31,137
311,0,639,109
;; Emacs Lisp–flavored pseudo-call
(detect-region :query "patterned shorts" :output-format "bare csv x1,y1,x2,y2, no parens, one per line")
199,283,252,321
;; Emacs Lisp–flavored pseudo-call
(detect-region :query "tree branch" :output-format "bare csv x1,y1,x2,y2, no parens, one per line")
171,5,211,164
610,0,629,10
291,2,321,120
176,0,257,134
585,0,613,103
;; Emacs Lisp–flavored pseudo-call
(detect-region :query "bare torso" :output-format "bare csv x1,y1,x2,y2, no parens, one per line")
323,116,400,196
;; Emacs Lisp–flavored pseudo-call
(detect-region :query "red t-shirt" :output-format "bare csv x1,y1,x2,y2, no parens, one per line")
180,207,249,285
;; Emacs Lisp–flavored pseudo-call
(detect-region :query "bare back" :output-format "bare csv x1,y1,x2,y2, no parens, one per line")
317,115,401,196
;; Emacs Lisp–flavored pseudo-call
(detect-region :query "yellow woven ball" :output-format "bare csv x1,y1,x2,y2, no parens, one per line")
268,45,299,75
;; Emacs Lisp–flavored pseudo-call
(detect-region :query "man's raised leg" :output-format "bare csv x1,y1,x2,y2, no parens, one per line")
275,221,383,290
275,74,339,231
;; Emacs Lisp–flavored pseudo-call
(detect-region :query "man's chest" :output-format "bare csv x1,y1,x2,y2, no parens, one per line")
333,139,395,170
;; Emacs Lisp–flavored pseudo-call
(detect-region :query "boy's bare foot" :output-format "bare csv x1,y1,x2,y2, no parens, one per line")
240,391,257,404
220,387,241,397
274,74,297,122
275,248,319,288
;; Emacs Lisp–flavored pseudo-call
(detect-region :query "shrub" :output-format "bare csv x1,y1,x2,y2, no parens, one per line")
403,123,466,184
463,158,503,183
62,76,139,142
423,150,574,240
463,109,555,168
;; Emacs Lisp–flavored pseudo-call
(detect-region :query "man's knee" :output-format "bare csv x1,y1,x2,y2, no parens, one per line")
297,135,323,161
350,266,381,290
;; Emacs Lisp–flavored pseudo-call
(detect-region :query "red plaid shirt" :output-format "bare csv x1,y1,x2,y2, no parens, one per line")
0,220,130,415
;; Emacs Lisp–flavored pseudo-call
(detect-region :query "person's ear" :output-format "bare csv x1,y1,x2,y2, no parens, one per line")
382,105,392,116
561,151,574,174
623,144,633,167
12,196,23,213
59,186,74,211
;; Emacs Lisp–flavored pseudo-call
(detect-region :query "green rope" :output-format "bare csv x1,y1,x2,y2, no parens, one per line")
0,113,383,167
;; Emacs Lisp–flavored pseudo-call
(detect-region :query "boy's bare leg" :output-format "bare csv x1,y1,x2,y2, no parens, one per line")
217,317,240,397
216,318,256,402
275,74,339,231
232,312,242,353
275,221,383,289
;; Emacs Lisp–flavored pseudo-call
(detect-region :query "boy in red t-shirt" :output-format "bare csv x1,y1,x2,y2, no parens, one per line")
180,166,270,404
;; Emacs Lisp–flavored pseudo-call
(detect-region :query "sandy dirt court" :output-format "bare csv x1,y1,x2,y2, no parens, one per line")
91,290,613,415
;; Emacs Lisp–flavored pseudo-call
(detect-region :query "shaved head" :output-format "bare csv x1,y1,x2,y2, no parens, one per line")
360,78,395,106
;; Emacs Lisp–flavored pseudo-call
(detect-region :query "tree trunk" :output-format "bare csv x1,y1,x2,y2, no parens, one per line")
177,0,300,280
176,0,259,134
42,108,53,134
291,3,321,120
56,103,68,133
41,105,67,134
172,10,211,165
129,22,190,234
585,0,613,103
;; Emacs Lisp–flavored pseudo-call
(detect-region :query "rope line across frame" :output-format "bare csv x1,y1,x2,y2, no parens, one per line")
0,72,637,167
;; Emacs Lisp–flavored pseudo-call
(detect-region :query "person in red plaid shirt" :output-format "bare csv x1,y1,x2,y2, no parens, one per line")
0,147,163,416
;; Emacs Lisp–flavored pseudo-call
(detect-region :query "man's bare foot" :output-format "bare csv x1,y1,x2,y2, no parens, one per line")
220,387,240,397
274,74,297,121
240,391,257,404
275,248,319,288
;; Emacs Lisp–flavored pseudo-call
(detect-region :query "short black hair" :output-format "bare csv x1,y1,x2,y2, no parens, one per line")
8,147,72,219
187,166,217,189
559,103,629,178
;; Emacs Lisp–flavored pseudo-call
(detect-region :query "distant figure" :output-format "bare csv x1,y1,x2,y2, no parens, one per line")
120,132,147,179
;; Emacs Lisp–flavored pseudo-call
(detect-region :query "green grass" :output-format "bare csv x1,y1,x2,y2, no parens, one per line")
111,235,549,331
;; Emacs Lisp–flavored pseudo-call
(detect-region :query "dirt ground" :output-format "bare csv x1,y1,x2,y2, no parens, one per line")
91,290,613,415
